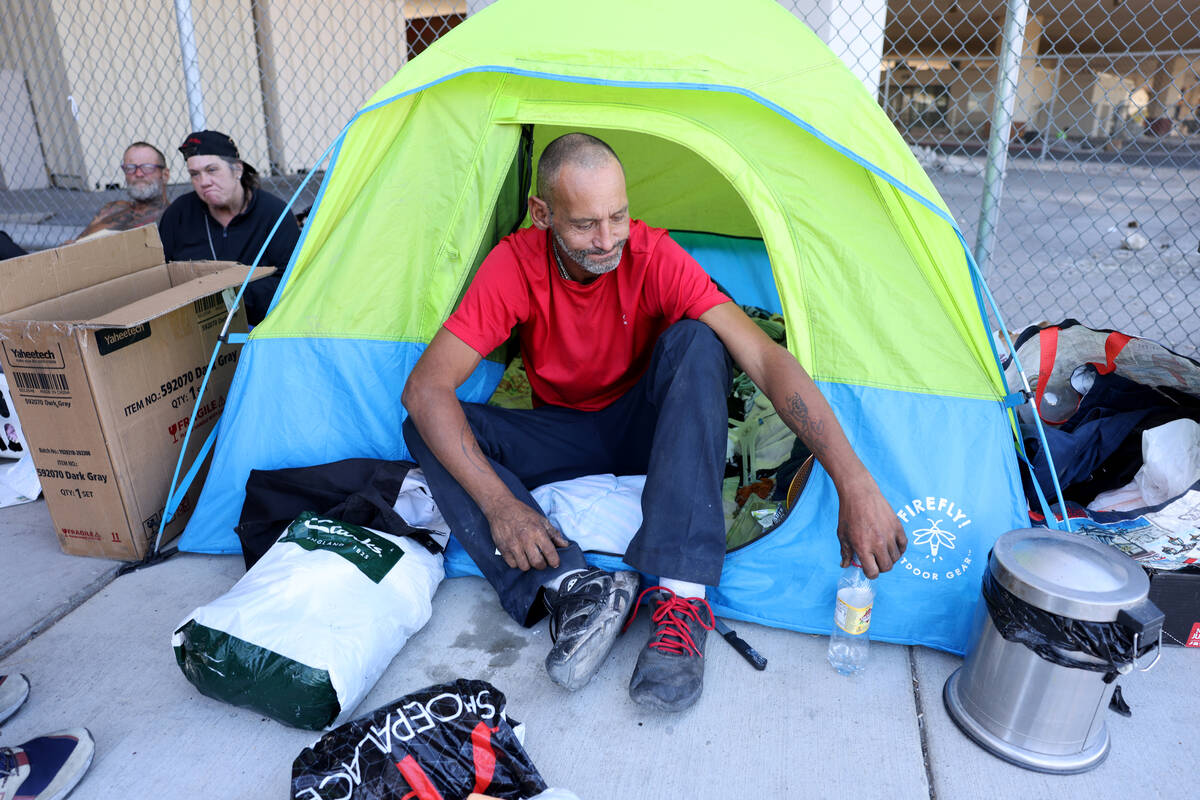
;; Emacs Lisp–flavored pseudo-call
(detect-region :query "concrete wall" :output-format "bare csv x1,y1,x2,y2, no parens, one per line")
0,0,471,191
788,0,887,94
473,0,888,92
4,1,1195,195
0,69,47,189
1046,65,1132,139
168,0,269,177
254,0,408,174
0,0,84,187
940,64,990,133
1013,61,1054,133
46,0,194,189
886,52,1191,144
0,0,267,190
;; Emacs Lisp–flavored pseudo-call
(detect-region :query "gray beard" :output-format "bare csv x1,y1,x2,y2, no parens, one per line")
127,182,160,202
553,229,624,275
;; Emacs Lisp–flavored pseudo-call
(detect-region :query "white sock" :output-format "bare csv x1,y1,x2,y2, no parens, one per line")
659,578,706,598
544,568,587,593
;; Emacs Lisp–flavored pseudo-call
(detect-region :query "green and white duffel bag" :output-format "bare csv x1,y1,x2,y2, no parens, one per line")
173,511,444,729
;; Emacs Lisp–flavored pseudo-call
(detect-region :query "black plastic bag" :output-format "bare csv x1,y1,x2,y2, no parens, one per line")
981,570,1158,682
238,458,442,569
291,679,548,800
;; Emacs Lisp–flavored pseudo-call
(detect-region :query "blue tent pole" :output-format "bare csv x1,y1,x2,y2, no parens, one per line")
959,233,1072,533
150,132,346,557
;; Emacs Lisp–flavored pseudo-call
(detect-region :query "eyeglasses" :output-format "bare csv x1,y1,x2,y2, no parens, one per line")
120,163,164,174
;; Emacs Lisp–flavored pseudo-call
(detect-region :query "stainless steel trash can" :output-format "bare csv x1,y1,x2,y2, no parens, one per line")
943,528,1163,774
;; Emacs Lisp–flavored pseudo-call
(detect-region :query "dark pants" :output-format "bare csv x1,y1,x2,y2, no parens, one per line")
403,320,733,625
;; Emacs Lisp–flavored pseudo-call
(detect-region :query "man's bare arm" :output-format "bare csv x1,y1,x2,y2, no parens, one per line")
699,302,906,577
401,329,567,571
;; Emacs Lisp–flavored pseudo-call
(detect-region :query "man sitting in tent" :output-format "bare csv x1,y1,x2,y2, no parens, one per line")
402,133,906,712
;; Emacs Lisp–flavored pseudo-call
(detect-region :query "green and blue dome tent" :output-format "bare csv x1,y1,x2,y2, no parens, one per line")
173,0,1044,653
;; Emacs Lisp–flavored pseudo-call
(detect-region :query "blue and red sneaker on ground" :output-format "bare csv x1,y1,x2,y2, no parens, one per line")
0,728,94,800
0,676,30,726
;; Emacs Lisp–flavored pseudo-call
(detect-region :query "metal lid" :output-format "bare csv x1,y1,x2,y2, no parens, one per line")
989,528,1149,621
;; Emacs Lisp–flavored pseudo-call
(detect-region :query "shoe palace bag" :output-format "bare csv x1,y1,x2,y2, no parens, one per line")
173,512,444,729
291,679,553,800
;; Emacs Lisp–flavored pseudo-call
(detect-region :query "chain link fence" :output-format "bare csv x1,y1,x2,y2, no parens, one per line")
880,0,1200,357
1,0,1197,354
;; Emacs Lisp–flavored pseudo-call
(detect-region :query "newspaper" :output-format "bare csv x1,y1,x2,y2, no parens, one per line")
1073,488,1200,571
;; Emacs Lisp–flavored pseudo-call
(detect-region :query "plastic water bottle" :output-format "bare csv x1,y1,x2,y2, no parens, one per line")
827,562,875,676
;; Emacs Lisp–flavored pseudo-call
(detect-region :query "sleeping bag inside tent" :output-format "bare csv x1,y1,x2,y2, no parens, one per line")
177,0,1028,654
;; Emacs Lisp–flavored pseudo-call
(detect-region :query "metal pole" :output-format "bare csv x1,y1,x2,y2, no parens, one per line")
882,61,894,119
173,0,206,131
973,0,1030,276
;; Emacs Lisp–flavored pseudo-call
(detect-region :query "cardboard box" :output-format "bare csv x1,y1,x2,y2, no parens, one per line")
1147,566,1200,648
0,226,270,560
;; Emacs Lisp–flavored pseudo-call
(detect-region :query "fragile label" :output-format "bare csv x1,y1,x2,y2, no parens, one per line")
59,527,117,542
167,394,224,443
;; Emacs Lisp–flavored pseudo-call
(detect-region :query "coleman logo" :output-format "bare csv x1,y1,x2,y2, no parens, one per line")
10,348,54,360
896,496,974,582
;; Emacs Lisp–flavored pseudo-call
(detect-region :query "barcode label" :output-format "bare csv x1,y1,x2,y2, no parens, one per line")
12,370,69,394
193,294,223,316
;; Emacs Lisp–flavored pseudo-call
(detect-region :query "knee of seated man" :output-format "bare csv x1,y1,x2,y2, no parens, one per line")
660,319,729,370
661,318,721,351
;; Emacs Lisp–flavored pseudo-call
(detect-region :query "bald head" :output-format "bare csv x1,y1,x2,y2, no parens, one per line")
528,133,629,281
536,133,623,206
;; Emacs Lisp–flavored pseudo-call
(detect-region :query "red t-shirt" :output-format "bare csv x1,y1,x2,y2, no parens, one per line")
444,220,730,410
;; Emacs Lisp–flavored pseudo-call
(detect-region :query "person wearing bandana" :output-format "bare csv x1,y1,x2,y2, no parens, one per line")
158,130,300,325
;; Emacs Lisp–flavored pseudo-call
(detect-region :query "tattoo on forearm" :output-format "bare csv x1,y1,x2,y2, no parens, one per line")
782,392,827,453
459,423,490,474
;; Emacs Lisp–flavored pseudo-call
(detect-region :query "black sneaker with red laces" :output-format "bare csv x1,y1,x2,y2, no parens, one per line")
626,587,716,712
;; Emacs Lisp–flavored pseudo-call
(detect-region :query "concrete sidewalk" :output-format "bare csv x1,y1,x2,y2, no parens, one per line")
1,499,1194,799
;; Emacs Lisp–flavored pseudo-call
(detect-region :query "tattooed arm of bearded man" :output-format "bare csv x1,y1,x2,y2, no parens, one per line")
699,301,906,578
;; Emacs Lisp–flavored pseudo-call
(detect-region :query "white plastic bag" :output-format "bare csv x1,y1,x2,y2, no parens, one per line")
1089,419,1200,512
393,467,451,541
173,512,443,730
532,473,644,554
1137,418,1200,506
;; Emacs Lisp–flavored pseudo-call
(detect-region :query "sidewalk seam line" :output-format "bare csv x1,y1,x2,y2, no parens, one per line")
0,567,121,661
909,645,938,800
